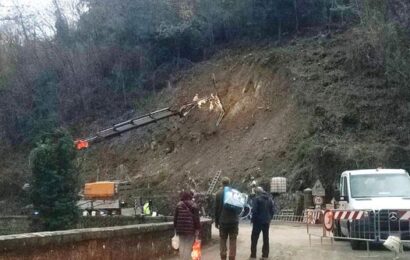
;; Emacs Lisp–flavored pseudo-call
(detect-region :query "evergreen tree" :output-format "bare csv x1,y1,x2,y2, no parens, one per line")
30,129,80,231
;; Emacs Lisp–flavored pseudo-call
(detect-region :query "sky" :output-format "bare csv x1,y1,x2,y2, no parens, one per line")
0,0,82,36
1,0,54,17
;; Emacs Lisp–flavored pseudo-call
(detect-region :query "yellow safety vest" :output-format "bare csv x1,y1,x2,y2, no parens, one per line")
143,203,151,215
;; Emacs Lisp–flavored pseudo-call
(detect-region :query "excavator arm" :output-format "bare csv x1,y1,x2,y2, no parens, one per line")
75,95,224,150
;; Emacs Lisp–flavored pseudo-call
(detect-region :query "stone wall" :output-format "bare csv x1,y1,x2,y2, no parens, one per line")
0,216,174,235
0,219,212,260
77,216,174,229
0,216,30,236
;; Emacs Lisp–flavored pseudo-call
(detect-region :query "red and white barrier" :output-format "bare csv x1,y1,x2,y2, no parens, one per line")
399,211,410,220
333,210,364,220
303,209,323,224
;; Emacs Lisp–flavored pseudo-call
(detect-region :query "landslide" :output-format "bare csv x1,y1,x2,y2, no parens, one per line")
79,45,299,195
79,29,410,199
1,29,410,214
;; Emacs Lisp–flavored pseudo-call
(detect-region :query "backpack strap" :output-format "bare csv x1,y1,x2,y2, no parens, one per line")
221,186,227,208
182,201,194,217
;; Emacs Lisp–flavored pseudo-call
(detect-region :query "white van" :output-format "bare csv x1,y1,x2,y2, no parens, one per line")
335,169,410,249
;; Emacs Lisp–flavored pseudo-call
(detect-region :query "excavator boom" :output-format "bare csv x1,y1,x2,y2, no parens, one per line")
75,94,224,150
75,107,180,150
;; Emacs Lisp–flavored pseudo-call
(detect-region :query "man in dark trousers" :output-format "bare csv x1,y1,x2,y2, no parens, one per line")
215,177,239,260
250,186,274,260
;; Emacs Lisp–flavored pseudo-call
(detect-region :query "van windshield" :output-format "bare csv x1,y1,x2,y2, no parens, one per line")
350,174,410,198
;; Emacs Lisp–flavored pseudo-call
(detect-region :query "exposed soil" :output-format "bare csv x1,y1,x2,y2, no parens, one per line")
78,29,410,201
79,43,301,196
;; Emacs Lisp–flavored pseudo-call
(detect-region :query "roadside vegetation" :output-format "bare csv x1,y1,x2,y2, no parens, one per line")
29,129,80,231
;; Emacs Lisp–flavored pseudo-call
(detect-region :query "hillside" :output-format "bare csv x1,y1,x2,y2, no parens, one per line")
78,29,410,203
1,0,409,215
1,29,409,215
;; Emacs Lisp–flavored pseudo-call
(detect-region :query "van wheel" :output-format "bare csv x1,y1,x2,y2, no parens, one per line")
350,240,363,250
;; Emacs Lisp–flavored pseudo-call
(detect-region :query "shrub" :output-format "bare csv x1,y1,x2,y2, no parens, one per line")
30,129,80,231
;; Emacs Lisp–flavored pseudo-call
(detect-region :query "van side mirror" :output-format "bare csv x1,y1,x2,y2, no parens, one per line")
334,189,349,202
340,195,349,202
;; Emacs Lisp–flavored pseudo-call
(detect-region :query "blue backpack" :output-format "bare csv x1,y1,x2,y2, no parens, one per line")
223,186,248,212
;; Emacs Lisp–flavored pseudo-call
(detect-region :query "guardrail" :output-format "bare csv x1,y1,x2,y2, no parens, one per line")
306,208,410,258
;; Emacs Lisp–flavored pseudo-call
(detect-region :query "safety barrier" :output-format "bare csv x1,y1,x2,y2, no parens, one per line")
306,209,377,256
240,206,305,223
306,208,410,257
272,213,304,223
272,209,304,223
337,210,376,241
303,209,323,224
375,210,410,242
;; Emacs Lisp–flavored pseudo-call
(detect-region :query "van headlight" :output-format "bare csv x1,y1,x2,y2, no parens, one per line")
364,211,369,218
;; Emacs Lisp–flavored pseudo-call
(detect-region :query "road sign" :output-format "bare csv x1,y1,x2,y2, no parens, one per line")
312,180,325,197
324,210,334,231
314,196,323,205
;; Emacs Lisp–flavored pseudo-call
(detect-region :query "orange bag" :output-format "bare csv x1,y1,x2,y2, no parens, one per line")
191,239,201,260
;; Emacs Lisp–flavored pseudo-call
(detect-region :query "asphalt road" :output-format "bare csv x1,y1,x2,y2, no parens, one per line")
168,222,410,260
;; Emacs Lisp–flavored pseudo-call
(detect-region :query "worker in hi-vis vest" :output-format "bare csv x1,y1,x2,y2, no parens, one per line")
143,200,152,215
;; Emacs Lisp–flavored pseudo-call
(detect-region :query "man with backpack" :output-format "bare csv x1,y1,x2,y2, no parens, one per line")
250,186,275,260
215,177,240,260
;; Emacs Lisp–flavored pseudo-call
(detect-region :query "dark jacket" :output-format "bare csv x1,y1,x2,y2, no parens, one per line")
214,187,239,227
251,192,274,224
174,200,200,235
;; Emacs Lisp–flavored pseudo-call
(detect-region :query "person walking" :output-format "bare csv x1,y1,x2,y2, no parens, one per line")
174,191,200,260
250,187,275,260
215,177,240,260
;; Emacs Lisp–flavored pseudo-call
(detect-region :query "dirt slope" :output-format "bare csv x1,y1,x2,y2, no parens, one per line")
80,45,302,194
2,29,409,214
79,29,410,200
